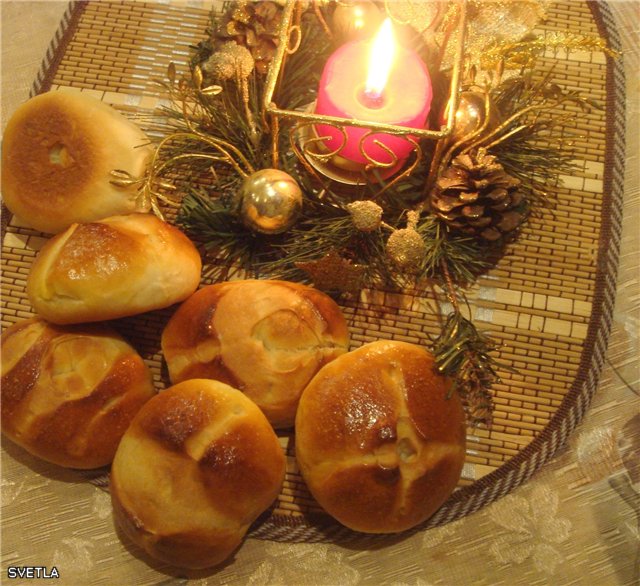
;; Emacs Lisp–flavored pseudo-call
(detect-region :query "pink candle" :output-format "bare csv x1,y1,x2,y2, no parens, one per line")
315,19,432,167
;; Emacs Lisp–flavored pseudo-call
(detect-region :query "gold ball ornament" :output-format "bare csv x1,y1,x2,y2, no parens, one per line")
386,228,426,272
442,91,500,141
332,1,383,43
235,169,303,235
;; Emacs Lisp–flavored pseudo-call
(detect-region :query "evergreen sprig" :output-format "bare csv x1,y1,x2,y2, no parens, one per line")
488,69,601,206
141,0,612,427
417,215,491,287
433,311,506,427
177,189,264,281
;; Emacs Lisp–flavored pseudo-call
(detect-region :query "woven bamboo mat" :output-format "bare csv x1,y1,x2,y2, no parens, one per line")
0,0,624,541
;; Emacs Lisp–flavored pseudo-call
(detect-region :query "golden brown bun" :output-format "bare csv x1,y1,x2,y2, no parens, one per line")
0,318,155,469
295,340,466,533
26,214,202,324
161,280,350,429
1,91,153,234
110,379,285,569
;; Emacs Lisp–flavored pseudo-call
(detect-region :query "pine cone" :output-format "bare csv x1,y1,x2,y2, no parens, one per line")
430,149,525,241
214,1,283,75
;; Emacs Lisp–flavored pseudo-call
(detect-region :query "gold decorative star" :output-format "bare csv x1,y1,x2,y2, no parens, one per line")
296,250,366,293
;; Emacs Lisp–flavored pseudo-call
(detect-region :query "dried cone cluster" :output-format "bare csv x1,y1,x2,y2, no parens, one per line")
431,149,525,241
214,1,283,75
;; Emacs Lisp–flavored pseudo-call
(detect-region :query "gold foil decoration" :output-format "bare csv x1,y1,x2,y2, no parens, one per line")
384,0,441,33
439,0,549,68
479,31,619,71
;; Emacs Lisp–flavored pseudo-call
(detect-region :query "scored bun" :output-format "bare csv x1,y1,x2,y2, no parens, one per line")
27,213,202,324
161,280,350,429
295,340,466,533
1,91,152,234
110,379,286,569
0,318,155,469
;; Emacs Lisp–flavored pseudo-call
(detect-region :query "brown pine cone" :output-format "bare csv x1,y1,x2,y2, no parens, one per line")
431,149,525,241
214,1,283,75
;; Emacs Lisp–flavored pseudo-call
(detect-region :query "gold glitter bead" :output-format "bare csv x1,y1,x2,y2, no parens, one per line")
220,42,255,78
203,52,236,80
346,200,383,232
386,228,426,271
204,42,255,81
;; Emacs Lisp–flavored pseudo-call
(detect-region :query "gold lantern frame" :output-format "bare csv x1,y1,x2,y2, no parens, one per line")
263,0,469,190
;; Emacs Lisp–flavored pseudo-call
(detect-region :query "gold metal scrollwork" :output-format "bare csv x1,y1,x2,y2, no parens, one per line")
263,0,469,184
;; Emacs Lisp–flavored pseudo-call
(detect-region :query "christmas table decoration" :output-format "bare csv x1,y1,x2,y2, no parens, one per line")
127,0,615,428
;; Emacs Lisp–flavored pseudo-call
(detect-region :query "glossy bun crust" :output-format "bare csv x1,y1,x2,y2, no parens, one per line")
0,318,155,469
295,340,466,533
27,214,201,324
161,280,350,428
110,379,286,569
1,91,152,234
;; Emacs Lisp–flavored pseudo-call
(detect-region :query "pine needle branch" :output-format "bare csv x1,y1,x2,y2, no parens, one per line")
432,310,505,427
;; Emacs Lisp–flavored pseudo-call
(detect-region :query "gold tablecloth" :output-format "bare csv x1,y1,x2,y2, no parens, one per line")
1,2,638,585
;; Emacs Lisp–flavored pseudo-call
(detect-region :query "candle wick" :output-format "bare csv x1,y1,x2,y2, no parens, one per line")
361,87,385,109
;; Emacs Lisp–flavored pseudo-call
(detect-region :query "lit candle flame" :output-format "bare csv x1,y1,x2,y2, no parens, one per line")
365,18,395,101
353,6,365,31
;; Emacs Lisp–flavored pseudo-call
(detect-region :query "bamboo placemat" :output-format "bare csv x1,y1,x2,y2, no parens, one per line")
0,0,625,542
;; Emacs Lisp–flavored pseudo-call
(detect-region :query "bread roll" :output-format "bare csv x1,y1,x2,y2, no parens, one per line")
110,379,285,569
161,280,350,429
0,318,155,469
1,91,152,234
27,213,202,324
295,340,466,533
